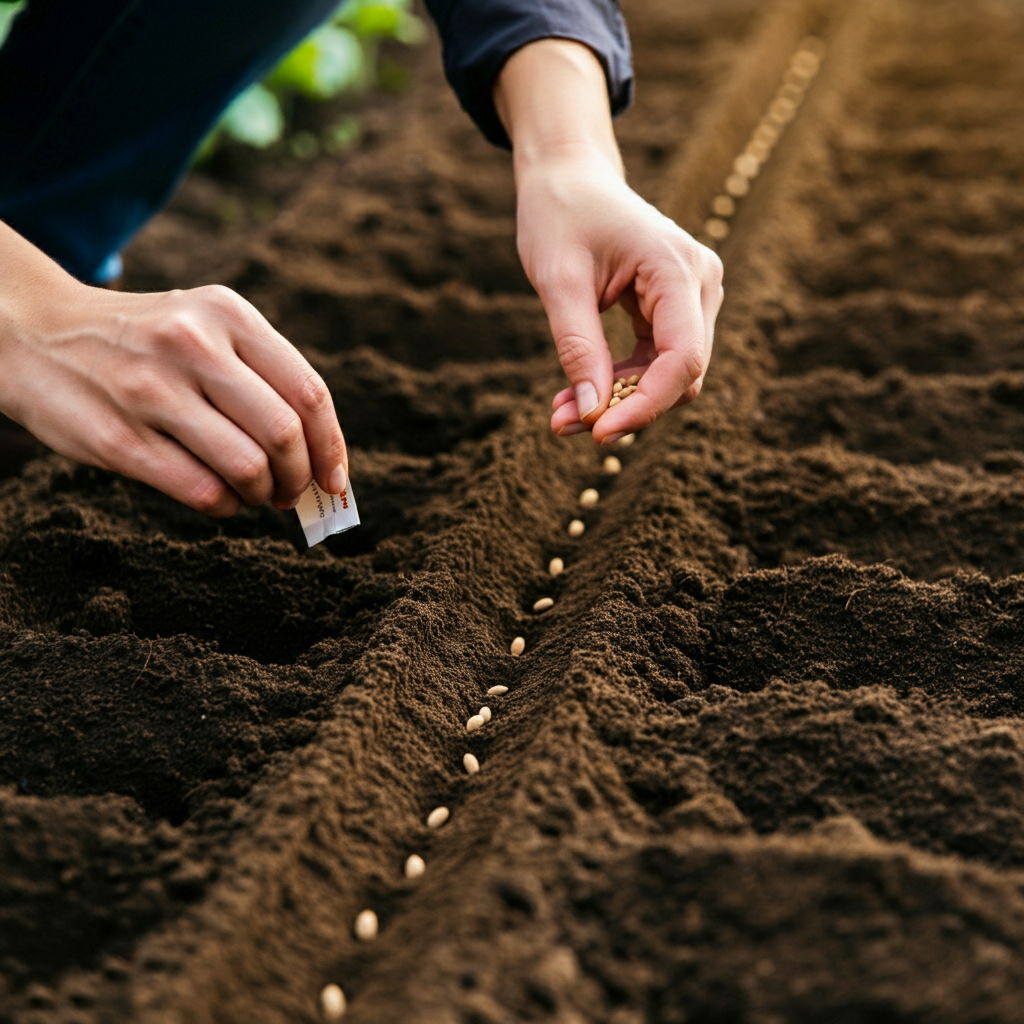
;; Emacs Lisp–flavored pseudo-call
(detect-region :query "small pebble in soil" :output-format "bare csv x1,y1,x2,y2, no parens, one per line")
320,983,347,1020
354,910,378,942
579,488,599,507
464,753,480,774
405,854,426,879
548,557,564,576
487,685,509,695
617,434,636,447
479,706,491,722
533,597,554,613
467,714,485,732
568,519,585,538
603,456,622,475
427,807,450,829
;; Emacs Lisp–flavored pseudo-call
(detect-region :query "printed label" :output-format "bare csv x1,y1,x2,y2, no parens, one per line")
295,480,360,547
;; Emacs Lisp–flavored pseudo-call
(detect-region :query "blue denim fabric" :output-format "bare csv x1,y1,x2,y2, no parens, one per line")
0,0,633,283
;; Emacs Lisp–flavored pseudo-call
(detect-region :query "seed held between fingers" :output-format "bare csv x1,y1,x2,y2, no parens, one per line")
579,488,599,508
427,806,450,828
405,854,426,878
568,519,585,537
603,456,622,474
608,396,621,407
464,753,480,774
549,557,564,576
511,636,526,655
354,910,378,942
467,714,485,732
488,684,509,695
617,433,636,447
627,374,640,386
533,597,554,612
320,983,347,1020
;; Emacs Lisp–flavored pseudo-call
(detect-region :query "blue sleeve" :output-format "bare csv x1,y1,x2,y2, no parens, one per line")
423,0,634,149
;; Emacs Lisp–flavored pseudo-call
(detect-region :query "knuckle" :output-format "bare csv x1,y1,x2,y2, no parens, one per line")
155,315,217,363
295,371,332,417
230,449,271,492
189,476,235,517
195,283,246,314
680,345,707,387
115,363,170,412
554,333,594,377
266,409,304,453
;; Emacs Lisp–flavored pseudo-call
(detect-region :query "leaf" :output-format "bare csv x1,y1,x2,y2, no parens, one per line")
0,0,26,50
220,83,284,148
266,25,364,98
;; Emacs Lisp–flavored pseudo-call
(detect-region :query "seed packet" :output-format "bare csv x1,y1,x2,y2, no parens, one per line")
295,479,360,546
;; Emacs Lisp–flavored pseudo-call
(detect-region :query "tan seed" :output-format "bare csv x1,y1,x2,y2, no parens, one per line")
463,752,480,775
510,635,526,656
613,381,623,394
320,983,347,1020
617,433,636,447
754,122,779,145
711,194,736,217
705,218,729,241
579,488,599,508
533,597,554,613
479,706,491,722
354,909,378,942
620,386,637,397
734,153,760,178
725,172,750,197
628,374,640,385
426,806,449,828
548,557,564,576
488,685,509,695
405,854,426,878
467,714,485,732
568,519,585,537
603,455,622,474
616,377,627,387
608,396,621,407
746,139,771,162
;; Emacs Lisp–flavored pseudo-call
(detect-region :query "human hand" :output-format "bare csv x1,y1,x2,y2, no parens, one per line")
0,222,347,517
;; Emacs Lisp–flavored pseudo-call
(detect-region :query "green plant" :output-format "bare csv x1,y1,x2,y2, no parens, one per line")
203,0,425,156
0,1,26,50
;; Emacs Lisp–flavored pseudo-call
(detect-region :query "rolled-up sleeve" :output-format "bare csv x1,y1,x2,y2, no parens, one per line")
423,0,634,149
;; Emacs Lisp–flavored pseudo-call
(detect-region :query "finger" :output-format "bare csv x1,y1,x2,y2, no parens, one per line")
156,395,276,507
552,387,574,411
200,357,315,508
551,397,591,435
539,267,615,426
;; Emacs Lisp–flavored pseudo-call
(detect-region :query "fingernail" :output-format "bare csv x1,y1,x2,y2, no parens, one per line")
602,431,628,446
557,422,590,437
573,382,600,419
328,464,348,494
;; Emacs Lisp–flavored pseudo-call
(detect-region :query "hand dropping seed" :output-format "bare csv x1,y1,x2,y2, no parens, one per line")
579,488,599,508
427,806,449,828
549,557,564,576
354,909,378,942
533,597,554,612
467,714,485,732
511,636,526,655
568,519,585,537
464,752,480,774
488,684,508,695
320,983,347,1020
603,456,621,474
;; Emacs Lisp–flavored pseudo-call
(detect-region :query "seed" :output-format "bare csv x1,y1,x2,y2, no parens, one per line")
628,374,640,385
608,396,621,407
464,752,480,774
320,983,347,1020
533,597,554,612
754,122,779,145
734,153,760,178
426,806,449,828
711,194,736,217
548,557,564,576
617,433,636,446
488,684,509,695
769,97,796,124
779,82,804,103
479,706,492,722
613,381,623,394
354,909,378,942
510,636,526,655
620,386,637,397
579,488,599,508
568,519,585,537
705,218,729,241
746,138,771,162
616,377,627,387
467,714,485,732
404,854,426,878
725,172,750,197
603,455,622,474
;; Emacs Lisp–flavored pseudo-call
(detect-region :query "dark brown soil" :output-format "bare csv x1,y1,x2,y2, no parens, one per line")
5,0,1024,1021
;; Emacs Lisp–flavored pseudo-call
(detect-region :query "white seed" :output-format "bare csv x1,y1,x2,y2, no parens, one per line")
467,714,485,732
510,636,526,656
354,909,378,942
579,488,599,508
405,854,426,878
711,194,736,217
426,806,449,828
608,396,622,407
487,684,509,695
725,172,750,197
616,377,627,387
320,983,347,1020
613,381,623,394
548,557,564,576
533,597,554,613
479,706,492,722
621,386,637,397
627,374,640,386
603,455,622,474
617,433,636,447
568,519,585,537
464,753,480,774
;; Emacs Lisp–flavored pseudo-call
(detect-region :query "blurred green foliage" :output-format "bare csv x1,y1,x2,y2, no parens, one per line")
202,0,425,158
0,1,26,50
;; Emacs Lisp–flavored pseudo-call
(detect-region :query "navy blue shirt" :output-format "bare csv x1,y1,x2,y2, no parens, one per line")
0,0,634,281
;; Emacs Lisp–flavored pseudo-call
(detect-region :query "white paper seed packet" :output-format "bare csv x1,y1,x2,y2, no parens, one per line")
295,480,360,547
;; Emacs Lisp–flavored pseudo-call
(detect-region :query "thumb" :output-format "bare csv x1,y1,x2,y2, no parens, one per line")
539,271,614,426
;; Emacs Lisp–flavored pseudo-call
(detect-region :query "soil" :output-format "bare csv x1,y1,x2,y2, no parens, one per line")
5,0,1024,1021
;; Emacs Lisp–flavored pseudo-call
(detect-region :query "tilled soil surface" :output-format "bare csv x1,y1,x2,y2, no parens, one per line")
5,0,1024,1021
